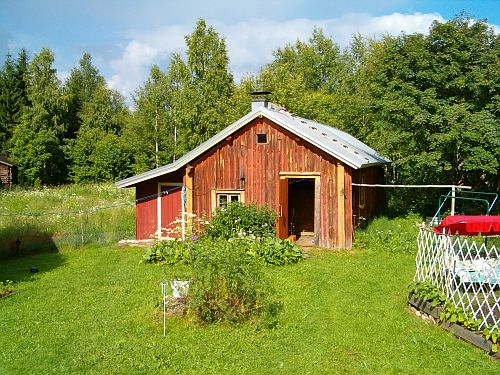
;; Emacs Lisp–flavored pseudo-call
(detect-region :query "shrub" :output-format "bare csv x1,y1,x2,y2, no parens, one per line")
247,237,304,266
144,236,304,267
207,202,276,239
187,238,282,326
142,239,194,265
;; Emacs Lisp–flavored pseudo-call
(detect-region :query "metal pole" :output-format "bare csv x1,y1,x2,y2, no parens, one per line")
161,280,167,336
451,185,456,216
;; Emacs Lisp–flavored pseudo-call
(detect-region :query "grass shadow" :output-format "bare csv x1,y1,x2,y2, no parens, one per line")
0,222,65,284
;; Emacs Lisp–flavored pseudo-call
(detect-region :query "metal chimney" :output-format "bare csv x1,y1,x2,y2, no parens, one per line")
250,91,271,111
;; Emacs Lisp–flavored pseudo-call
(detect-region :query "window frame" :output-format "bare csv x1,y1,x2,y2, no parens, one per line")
211,189,245,212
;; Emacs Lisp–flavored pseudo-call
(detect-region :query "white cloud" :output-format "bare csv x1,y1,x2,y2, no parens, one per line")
103,12,455,105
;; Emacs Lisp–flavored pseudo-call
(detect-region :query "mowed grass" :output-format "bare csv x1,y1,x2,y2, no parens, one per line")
1,245,498,374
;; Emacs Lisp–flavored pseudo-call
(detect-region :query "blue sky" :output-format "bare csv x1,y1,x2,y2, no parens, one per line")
1,0,499,105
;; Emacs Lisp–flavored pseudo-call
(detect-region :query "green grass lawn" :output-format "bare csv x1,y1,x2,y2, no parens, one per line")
1,245,498,374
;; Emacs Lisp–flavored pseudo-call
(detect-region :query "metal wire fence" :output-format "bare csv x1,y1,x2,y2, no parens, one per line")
415,226,500,330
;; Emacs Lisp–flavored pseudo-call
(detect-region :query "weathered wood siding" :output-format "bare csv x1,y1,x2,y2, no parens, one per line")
352,166,385,227
0,163,14,186
189,117,350,248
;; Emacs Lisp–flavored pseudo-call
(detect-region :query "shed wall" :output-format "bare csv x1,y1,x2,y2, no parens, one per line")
135,170,184,240
0,163,13,186
190,117,348,248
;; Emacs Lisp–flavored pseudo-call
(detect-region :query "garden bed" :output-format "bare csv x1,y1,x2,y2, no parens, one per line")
408,293,500,358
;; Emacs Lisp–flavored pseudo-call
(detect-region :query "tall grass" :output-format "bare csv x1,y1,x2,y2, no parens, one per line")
0,184,135,258
355,214,422,255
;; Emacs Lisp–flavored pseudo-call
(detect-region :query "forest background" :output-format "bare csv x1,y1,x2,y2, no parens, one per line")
0,14,498,216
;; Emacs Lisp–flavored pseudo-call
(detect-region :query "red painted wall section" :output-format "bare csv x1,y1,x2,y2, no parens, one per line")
135,181,157,240
160,186,183,237
134,170,184,240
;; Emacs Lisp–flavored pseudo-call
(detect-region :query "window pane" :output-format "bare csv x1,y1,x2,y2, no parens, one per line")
230,195,240,202
218,195,228,206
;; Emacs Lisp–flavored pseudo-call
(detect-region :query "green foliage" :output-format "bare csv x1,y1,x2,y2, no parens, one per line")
167,19,235,156
9,48,67,186
410,282,499,349
207,202,276,239
247,237,304,266
187,238,282,326
125,65,173,173
64,52,106,139
0,183,135,257
67,128,132,183
0,280,14,297
356,214,421,255
409,282,446,307
143,235,304,268
142,239,193,265
439,301,484,332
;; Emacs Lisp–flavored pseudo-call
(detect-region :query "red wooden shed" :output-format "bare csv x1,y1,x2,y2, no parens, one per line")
116,99,390,249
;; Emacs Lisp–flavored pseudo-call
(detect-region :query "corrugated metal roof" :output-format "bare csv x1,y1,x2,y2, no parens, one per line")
116,105,390,188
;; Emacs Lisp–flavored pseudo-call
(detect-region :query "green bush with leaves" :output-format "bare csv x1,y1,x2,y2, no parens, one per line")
247,237,304,266
144,236,304,267
187,238,282,326
142,239,193,265
207,202,276,239
409,282,446,307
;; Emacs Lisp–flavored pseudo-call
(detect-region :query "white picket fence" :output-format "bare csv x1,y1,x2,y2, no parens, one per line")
415,226,500,330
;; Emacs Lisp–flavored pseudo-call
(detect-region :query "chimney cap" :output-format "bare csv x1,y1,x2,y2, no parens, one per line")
250,90,272,96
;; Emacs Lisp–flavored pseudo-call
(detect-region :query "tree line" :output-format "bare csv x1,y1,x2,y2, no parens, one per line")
0,15,499,215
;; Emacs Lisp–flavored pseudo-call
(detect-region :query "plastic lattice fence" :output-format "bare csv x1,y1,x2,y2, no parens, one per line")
415,226,500,330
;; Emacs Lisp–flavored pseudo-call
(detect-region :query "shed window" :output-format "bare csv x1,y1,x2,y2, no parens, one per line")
217,193,241,207
257,133,268,144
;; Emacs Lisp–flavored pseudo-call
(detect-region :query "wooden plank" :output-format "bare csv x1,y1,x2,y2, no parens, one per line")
337,162,345,248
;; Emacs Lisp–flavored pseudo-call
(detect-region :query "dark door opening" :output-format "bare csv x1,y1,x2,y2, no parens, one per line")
288,178,315,238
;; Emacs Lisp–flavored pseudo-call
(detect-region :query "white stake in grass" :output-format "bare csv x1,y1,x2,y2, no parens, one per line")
161,280,167,336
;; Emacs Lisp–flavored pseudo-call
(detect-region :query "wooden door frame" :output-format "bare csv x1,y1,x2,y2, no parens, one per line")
277,172,321,243
157,182,183,240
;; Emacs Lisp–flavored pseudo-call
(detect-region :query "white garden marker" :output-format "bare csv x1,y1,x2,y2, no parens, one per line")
161,280,167,336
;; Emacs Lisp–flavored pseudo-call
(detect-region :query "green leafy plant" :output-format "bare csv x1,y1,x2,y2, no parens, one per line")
483,327,500,353
207,202,276,240
0,280,15,298
409,282,446,307
142,239,194,265
439,302,484,331
247,237,304,266
410,282,499,352
187,238,282,326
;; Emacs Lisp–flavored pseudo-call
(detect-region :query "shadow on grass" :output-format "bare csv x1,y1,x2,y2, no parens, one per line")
0,222,65,284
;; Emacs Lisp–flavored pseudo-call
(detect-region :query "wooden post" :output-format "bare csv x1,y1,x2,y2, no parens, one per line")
337,162,345,248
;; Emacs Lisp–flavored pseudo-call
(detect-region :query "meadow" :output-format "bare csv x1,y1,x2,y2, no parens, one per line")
0,185,499,374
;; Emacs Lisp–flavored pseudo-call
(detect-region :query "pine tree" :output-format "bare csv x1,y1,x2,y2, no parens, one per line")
0,50,30,154
64,52,106,139
9,48,67,185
